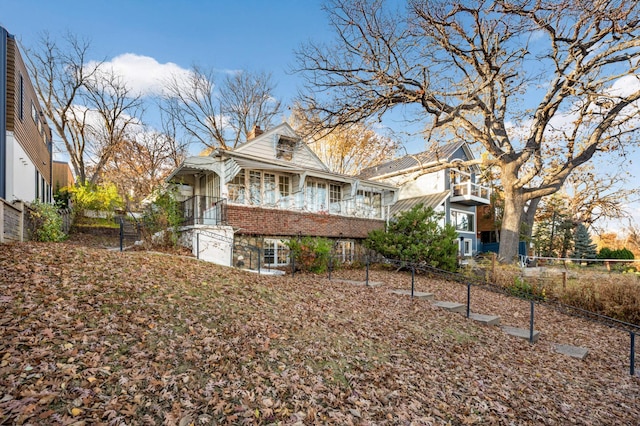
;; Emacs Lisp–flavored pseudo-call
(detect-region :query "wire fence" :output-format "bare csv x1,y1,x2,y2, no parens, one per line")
295,253,640,376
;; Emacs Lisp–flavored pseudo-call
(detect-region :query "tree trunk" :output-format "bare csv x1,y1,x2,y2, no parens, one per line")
522,197,542,243
498,188,525,263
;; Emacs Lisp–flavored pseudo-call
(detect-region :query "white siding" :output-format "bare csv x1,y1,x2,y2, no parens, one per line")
234,124,328,171
6,132,37,202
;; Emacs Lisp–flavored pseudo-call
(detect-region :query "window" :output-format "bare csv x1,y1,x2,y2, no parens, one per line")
276,136,297,161
249,171,262,205
356,189,382,218
305,180,327,212
329,184,342,213
228,170,246,203
279,175,291,207
18,73,24,121
451,209,474,232
335,240,355,263
264,173,277,205
264,239,289,266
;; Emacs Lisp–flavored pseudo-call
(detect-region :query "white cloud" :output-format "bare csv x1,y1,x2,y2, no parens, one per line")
91,53,192,97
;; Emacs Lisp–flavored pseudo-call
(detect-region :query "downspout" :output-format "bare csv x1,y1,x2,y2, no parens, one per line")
0,27,8,200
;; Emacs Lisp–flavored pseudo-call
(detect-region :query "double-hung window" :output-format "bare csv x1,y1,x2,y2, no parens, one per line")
329,184,342,214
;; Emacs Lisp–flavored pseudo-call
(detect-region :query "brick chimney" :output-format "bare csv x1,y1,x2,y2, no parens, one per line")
247,125,264,140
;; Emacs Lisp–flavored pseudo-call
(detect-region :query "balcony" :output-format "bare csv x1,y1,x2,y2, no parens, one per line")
450,181,491,205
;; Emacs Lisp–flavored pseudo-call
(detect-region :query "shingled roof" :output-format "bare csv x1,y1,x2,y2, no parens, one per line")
359,141,464,180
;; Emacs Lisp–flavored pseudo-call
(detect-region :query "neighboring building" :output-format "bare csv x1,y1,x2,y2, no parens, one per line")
359,141,491,257
52,160,74,192
166,123,397,268
1,25,53,203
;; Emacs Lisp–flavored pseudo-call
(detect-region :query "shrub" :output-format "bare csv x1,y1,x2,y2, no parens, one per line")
142,188,183,246
364,204,459,271
28,200,66,242
63,182,123,218
286,236,332,274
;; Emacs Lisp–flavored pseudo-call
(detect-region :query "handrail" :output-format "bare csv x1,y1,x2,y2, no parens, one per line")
179,195,227,226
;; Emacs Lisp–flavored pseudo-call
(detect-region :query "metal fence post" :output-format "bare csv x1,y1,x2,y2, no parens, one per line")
119,218,123,252
411,266,415,298
466,282,471,318
631,332,636,376
291,255,295,277
257,248,261,274
328,256,333,280
365,255,369,286
529,301,535,344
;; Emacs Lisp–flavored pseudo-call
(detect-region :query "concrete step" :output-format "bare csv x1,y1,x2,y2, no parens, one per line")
469,312,501,326
553,343,589,360
502,325,540,343
389,289,434,299
433,301,466,314
334,279,384,287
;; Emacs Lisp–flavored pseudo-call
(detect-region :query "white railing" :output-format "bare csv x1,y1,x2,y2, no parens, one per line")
452,181,491,201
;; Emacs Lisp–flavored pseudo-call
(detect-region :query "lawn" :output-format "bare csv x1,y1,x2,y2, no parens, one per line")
1,239,639,425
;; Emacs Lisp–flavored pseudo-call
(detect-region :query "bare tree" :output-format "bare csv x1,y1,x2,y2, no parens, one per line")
84,67,143,185
295,0,640,262
564,165,640,230
160,66,282,150
25,32,102,185
290,106,398,175
26,32,143,185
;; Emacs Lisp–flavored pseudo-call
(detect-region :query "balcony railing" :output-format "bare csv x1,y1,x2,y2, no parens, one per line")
451,182,491,205
179,196,227,226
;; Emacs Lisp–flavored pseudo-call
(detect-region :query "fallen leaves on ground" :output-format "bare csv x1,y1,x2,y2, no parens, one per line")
1,242,638,425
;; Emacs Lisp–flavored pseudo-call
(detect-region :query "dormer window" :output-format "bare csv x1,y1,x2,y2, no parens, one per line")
276,136,298,161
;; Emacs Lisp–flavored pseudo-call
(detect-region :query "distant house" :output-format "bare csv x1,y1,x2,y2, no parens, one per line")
166,123,397,268
359,141,491,257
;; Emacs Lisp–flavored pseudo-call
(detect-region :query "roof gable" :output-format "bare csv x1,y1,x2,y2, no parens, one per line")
358,141,471,179
233,123,329,171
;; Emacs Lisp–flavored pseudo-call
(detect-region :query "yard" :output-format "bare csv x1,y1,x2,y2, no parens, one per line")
1,236,639,424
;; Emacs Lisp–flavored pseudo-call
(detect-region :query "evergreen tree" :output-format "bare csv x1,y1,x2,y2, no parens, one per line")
364,204,459,271
572,223,597,260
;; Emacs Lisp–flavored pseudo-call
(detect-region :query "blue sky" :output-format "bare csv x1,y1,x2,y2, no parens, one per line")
2,1,639,231
2,0,329,108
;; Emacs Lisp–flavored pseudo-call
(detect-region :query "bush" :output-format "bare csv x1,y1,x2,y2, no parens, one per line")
142,188,183,246
62,182,123,217
286,236,332,274
364,204,459,271
28,200,66,242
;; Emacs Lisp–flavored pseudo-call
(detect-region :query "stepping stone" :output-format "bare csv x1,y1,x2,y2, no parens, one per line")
335,279,384,287
389,289,435,299
554,343,589,360
434,301,466,314
469,312,501,326
502,325,540,343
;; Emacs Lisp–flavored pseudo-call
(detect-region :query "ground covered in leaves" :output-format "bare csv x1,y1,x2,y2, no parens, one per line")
1,242,639,425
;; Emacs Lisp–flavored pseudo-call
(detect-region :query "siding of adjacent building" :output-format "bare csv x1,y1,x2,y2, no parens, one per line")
6,36,52,184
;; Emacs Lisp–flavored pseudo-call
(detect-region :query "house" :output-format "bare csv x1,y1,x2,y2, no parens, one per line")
358,141,491,257
1,26,53,243
166,123,397,268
